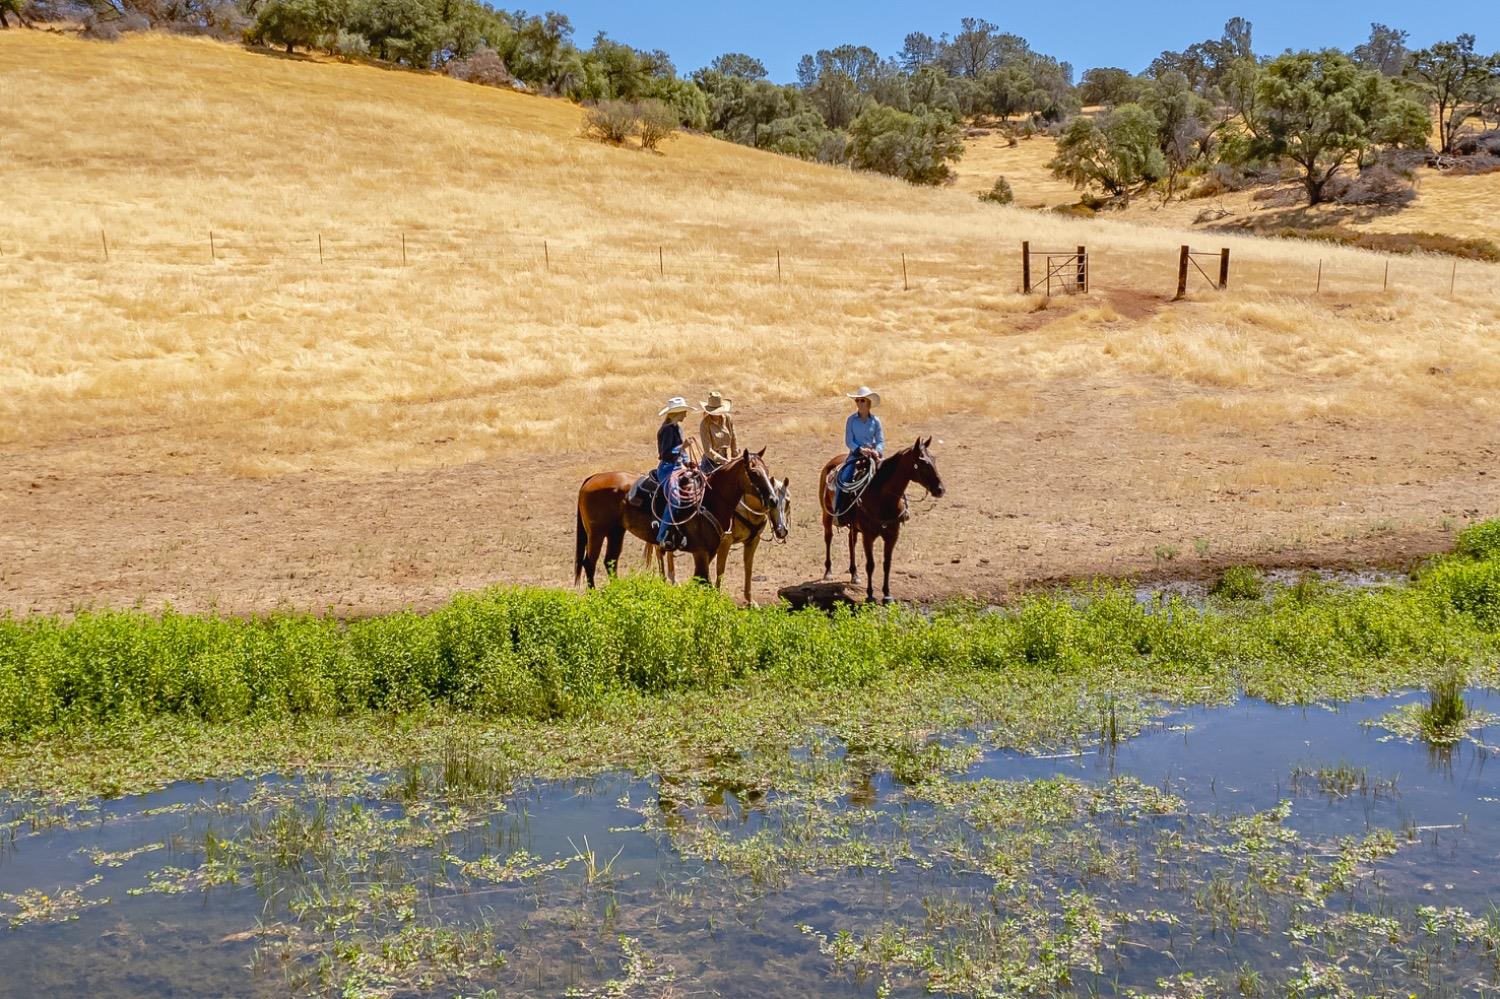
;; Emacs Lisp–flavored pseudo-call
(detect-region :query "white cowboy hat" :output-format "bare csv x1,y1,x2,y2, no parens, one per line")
701,390,732,414
846,386,881,406
658,396,693,416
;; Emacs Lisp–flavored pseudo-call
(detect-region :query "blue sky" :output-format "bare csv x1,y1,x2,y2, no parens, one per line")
546,2,1500,83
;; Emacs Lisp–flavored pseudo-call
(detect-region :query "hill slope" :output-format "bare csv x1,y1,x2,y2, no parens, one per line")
2,30,1499,613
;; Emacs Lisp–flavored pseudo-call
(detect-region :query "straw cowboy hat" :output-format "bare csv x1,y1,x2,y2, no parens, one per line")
700,390,732,415
846,386,881,406
658,396,694,416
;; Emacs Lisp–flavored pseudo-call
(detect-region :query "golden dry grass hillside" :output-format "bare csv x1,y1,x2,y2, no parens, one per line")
2,29,1499,614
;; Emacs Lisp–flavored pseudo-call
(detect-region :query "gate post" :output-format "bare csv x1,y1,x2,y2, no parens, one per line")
1021,241,1031,294
1218,247,1230,290
1174,245,1190,300
1076,245,1087,292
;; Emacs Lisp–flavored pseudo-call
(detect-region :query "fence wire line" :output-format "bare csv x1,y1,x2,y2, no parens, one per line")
3,229,1494,297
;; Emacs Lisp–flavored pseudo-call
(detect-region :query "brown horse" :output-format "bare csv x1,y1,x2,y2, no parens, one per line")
575,449,777,587
819,438,945,603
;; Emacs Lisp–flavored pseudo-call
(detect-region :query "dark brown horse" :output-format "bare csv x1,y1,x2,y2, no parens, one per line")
575,449,777,587
819,438,945,603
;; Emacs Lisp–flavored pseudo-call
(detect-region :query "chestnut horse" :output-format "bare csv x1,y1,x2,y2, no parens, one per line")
819,438,945,603
649,475,790,603
575,449,777,588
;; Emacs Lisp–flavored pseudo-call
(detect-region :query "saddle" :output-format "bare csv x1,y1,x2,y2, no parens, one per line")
627,474,659,507
828,454,877,527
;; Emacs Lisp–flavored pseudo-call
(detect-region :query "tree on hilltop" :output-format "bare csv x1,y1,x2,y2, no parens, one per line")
1404,34,1500,154
1250,50,1428,203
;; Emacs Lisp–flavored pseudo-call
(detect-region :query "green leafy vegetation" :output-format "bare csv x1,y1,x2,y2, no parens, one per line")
3,522,1500,744
1211,565,1265,601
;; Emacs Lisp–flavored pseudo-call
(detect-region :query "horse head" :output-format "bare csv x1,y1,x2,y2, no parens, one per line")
910,437,945,498
742,446,777,510
769,477,791,541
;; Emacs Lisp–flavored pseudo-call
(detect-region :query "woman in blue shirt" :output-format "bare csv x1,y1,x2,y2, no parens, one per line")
834,386,883,521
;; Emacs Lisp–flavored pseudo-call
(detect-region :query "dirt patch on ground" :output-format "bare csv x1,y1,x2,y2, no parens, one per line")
4,380,1496,616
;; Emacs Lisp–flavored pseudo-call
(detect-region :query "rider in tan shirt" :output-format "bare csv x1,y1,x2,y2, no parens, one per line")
698,390,738,471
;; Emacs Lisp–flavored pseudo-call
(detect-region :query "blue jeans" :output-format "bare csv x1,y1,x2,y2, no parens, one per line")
834,451,865,517
654,460,682,545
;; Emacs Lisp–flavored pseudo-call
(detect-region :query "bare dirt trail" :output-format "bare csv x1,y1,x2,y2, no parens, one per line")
4,383,1496,617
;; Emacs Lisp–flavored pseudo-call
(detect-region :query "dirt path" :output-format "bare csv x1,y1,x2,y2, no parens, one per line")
3,383,1497,616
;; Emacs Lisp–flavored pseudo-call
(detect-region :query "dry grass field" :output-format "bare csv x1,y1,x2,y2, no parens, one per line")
3,30,1499,614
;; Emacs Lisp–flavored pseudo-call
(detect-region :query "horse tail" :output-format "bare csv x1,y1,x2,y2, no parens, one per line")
573,496,588,586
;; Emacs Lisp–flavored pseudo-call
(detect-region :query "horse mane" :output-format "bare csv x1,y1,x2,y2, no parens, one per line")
871,443,915,489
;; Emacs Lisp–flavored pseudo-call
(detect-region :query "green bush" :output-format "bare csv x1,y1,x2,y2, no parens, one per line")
4,520,1500,738
1211,566,1265,602
979,176,1014,204
1456,520,1500,562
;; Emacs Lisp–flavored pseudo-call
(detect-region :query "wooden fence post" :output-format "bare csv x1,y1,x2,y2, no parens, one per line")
1021,241,1031,294
1383,260,1389,291
776,249,781,284
1218,247,1230,290
658,245,663,276
209,230,217,262
1076,245,1086,292
318,232,324,265
544,240,550,270
902,252,909,291
100,227,109,263
1174,245,1190,300
1451,260,1457,295
1315,259,1322,293
401,233,407,266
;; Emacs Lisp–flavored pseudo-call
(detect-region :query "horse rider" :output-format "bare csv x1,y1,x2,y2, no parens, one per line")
698,390,738,472
651,396,698,550
833,386,884,525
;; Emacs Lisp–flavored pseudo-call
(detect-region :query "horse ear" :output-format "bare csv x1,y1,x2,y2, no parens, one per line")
756,446,767,458
913,436,923,451
924,436,933,449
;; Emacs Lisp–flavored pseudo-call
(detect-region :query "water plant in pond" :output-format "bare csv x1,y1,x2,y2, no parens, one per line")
1211,565,1265,602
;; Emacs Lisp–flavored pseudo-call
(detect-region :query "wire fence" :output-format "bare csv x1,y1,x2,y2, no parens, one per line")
5,226,1496,300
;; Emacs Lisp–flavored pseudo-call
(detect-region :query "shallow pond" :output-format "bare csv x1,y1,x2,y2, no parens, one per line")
2,691,1498,997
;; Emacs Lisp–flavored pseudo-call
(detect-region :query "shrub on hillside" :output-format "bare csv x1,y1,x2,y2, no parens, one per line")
1453,130,1500,158
979,176,1014,204
1329,162,1416,207
319,28,369,60
80,10,149,38
1443,154,1500,177
1188,163,1251,199
447,45,511,87
582,99,638,144
635,99,678,151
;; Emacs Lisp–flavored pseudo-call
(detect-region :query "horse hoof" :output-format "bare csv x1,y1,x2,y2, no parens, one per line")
881,596,896,606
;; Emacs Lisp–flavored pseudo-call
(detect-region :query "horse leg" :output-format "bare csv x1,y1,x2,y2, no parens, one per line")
741,535,759,606
714,536,730,591
582,523,606,588
880,528,898,604
667,552,677,584
847,524,860,583
861,530,877,602
822,512,834,580
692,550,712,583
603,526,625,580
